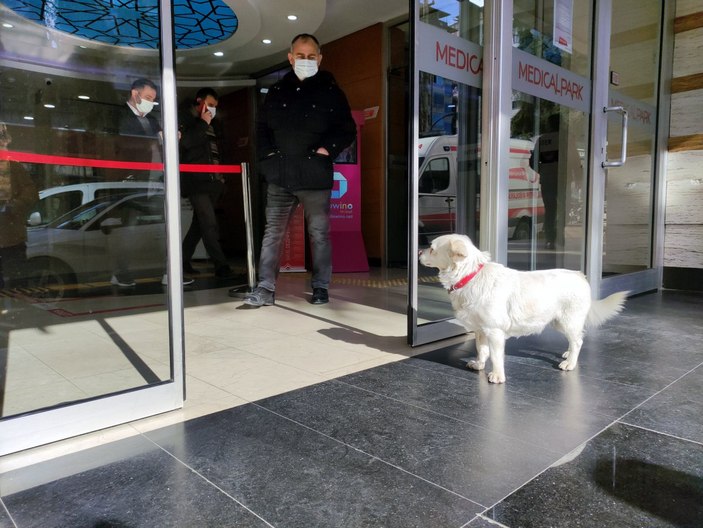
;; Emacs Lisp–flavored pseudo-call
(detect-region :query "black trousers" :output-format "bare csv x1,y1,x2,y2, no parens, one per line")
182,187,228,268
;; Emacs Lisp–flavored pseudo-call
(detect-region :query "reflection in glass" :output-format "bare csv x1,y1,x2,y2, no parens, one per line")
416,0,483,325
0,5,171,418
509,95,588,272
603,0,661,275
509,0,592,272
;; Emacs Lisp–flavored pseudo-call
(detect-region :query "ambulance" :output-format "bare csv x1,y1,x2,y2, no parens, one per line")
418,134,544,242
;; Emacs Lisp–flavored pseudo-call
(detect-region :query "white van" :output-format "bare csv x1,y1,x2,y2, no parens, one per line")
418,135,544,242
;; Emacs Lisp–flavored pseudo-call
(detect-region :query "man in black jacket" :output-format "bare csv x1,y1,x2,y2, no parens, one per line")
179,87,233,279
244,33,356,306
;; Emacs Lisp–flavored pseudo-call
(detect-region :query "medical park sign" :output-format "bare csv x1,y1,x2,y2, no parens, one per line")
418,21,591,112
418,21,483,89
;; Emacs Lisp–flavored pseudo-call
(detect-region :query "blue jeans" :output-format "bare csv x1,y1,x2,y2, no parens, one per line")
257,184,332,291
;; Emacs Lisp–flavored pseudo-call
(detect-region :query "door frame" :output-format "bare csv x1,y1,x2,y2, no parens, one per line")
0,0,185,456
586,0,674,298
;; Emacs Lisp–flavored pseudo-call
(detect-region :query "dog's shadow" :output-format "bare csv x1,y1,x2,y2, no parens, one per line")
416,332,569,372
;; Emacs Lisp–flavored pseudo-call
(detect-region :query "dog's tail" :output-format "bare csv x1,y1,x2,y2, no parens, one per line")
587,291,628,328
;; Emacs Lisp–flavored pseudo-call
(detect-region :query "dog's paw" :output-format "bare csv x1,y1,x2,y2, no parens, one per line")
562,351,570,359
466,360,485,371
487,371,506,384
559,359,576,371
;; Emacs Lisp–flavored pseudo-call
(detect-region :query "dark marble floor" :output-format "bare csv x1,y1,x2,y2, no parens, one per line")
1,290,702,527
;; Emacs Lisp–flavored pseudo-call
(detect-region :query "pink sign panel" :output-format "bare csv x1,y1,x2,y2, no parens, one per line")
330,111,368,272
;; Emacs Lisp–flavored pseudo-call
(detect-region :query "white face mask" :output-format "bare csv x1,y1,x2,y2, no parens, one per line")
135,98,154,115
206,106,217,119
294,59,318,80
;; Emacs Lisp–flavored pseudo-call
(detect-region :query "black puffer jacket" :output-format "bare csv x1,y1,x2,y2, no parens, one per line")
178,105,223,197
256,70,356,191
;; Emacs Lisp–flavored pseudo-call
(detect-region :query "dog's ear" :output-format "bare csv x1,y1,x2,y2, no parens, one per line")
449,238,468,262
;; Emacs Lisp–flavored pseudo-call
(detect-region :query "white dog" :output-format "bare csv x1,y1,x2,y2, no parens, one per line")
419,234,628,384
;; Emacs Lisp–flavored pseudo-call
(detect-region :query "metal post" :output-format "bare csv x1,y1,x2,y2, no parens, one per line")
228,162,256,296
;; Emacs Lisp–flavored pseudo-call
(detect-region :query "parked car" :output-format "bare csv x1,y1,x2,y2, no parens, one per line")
27,181,163,227
26,191,167,296
27,180,207,258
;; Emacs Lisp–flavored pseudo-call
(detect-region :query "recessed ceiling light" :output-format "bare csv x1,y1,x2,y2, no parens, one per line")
79,45,87,49
78,95,90,100
23,116,34,120
213,51,224,57
2,23,13,28
287,15,297,21
43,104,55,109
262,39,272,44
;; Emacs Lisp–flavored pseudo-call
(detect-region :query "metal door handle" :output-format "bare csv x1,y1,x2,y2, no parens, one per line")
602,106,628,168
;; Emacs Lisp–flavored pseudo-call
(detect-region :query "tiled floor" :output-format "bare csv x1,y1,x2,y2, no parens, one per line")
0,285,701,527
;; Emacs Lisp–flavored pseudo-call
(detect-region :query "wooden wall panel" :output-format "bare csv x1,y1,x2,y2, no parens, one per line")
322,24,385,260
672,27,703,78
665,4,703,272
676,0,703,18
664,225,703,268
670,88,703,136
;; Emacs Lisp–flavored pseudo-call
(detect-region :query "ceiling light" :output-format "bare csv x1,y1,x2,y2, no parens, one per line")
2,23,13,28
78,95,90,100
262,39,272,44
287,15,297,21
43,104,55,109
213,51,224,57
23,116,34,121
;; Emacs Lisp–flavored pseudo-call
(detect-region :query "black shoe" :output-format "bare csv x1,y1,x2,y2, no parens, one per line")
183,262,200,275
311,287,329,305
215,265,235,279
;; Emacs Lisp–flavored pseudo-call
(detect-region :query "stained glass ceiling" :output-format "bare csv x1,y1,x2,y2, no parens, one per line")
3,0,238,49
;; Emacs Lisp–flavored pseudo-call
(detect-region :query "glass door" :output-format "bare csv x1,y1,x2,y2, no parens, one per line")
0,0,184,455
592,0,665,296
409,0,485,346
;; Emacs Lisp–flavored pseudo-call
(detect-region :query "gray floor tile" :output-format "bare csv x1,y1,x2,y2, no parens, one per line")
415,341,656,419
622,366,703,443
0,503,14,528
145,404,479,528
0,436,269,528
258,379,556,507
336,360,615,455
481,422,703,528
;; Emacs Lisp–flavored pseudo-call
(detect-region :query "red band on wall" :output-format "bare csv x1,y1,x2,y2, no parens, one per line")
0,150,241,174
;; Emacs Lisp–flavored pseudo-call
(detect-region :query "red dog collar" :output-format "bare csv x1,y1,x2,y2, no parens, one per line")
449,264,484,292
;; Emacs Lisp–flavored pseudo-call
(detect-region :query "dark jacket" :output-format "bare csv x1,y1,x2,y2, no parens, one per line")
0,159,38,247
115,104,162,166
178,105,223,196
256,70,356,191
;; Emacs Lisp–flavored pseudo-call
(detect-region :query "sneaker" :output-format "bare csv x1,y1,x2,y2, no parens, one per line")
161,274,194,286
243,286,275,307
215,265,235,279
311,287,329,305
111,275,136,287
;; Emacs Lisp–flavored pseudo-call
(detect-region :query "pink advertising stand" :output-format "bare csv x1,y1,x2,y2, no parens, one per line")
330,111,369,272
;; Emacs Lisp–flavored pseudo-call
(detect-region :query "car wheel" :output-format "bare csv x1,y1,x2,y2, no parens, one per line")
27,258,76,300
512,217,532,240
